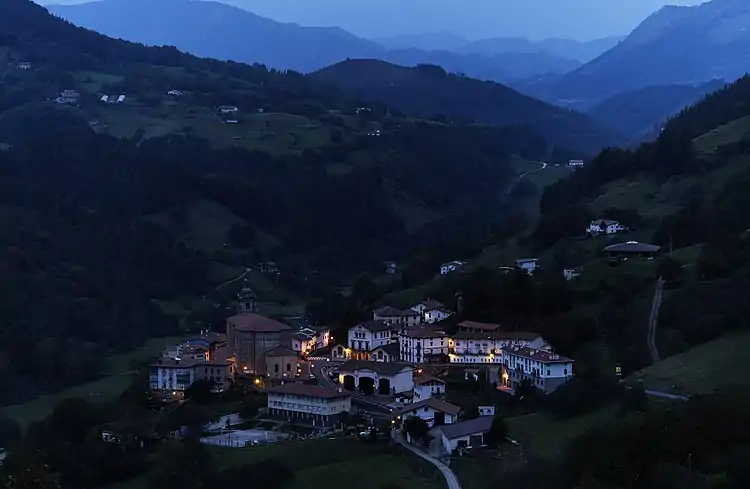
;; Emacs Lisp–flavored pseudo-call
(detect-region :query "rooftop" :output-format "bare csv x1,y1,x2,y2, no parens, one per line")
413,375,446,386
457,321,501,332
398,398,461,416
404,328,448,339
501,346,573,363
604,241,660,253
515,258,538,264
374,306,420,317
339,359,415,376
264,346,300,357
267,383,348,399
151,357,229,368
452,330,542,341
439,416,494,440
356,319,392,332
370,343,400,357
227,313,292,332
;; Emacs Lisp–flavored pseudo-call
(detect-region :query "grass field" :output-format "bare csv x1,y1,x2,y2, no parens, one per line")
505,407,619,461
112,438,446,489
628,330,750,396
694,115,750,154
1,335,189,428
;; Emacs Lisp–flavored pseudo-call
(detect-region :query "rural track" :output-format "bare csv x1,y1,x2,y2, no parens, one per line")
647,277,665,363
505,161,547,195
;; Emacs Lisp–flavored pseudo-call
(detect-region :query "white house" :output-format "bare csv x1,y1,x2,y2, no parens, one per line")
500,346,574,394
440,260,465,275
449,331,545,365
410,299,453,324
100,95,109,103
148,357,231,394
218,105,239,113
291,327,330,356
266,383,351,427
439,416,494,454
373,306,422,329
116,95,126,103
348,319,394,359
384,261,397,274
563,268,581,281
515,258,539,275
338,360,415,395
167,90,183,96
397,398,461,427
413,375,446,401
400,328,450,364
587,219,626,236
478,405,496,417
568,159,584,167
17,62,31,70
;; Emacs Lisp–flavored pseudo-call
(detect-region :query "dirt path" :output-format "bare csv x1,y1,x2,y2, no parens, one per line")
506,161,547,195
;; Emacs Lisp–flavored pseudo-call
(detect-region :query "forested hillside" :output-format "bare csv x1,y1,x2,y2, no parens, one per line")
0,0,567,404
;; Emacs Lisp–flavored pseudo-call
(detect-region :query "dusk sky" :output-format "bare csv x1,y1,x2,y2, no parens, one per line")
43,0,707,40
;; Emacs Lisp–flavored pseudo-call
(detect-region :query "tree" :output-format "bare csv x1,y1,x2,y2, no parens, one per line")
402,416,429,445
185,379,215,405
0,415,21,448
149,439,217,489
484,416,508,446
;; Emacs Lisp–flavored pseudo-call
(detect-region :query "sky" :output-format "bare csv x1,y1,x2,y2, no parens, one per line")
42,0,707,40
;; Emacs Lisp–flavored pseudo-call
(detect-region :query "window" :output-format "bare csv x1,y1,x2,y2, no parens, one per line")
274,364,279,373
286,363,292,372
546,369,551,376
564,368,568,375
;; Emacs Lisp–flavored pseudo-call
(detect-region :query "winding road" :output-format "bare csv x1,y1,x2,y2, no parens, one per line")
647,277,665,363
506,161,547,195
392,431,462,489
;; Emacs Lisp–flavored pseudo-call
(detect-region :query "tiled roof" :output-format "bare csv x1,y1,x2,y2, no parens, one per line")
501,346,573,363
267,383,348,399
227,313,292,332
374,306,420,317
398,398,461,416
339,359,415,376
151,357,228,368
264,346,299,357
358,319,392,332
413,375,445,386
405,328,448,339
370,343,400,357
439,416,494,439
604,241,660,253
452,331,541,341
457,321,501,332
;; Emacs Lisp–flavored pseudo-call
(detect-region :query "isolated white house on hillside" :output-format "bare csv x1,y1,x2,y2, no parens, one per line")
587,219,626,236
515,258,538,275
440,260,465,275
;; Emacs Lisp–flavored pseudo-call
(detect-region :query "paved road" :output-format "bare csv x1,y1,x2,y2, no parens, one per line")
647,277,665,363
645,389,689,401
393,431,462,489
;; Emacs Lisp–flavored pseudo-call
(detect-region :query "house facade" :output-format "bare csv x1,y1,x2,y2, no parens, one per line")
149,358,231,394
397,398,461,427
370,343,400,363
410,300,453,324
449,331,545,365
266,383,351,427
515,258,539,275
338,360,415,395
500,346,574,394
413,375,446,401
348,320,394,359
400,328,450,364
439,416,494,454
440,260,465,275
587,219,626,236
264,346,303,379
373,306,422,329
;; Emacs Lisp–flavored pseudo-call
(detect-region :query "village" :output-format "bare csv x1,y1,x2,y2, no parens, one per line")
136,220,662,476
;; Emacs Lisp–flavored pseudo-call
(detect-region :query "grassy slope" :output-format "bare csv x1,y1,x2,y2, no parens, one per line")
1,335,189,428
111,438,446,489
628,330,750,396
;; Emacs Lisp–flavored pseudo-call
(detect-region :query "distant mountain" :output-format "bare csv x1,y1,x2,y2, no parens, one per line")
374,31,470,51
309,59,622,154
587,80,727,141
47,0,579,83
526,0,750,105
458,36,624,63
